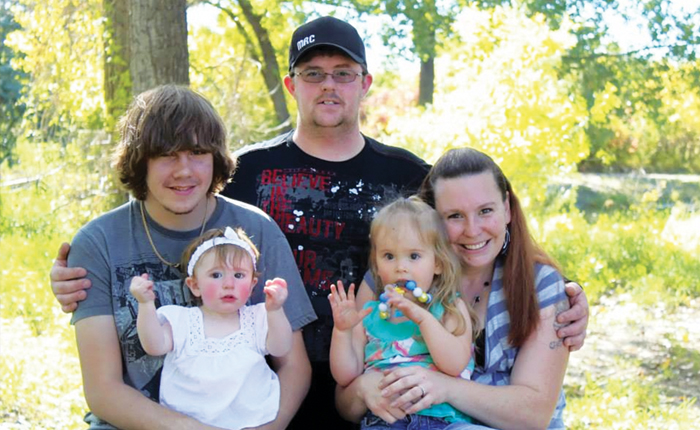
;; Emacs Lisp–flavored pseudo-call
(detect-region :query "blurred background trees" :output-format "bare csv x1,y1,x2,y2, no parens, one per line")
0,2,25,167
1,1,699,427
1,0,699,172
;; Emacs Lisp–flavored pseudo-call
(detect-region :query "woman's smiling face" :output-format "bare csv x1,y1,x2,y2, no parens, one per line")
433,172,511,273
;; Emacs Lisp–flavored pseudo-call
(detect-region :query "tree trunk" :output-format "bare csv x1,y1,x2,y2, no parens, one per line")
103,0,131,128
408,0,437,107
129,0,189,95
237,0,291,131
104,0,189,205
418,56,435,106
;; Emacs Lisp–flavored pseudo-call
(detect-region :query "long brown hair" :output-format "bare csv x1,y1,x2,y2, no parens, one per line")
419,148,560,347
112,85,236,200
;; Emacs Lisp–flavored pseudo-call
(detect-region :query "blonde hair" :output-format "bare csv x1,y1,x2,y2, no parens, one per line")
369,196,475,336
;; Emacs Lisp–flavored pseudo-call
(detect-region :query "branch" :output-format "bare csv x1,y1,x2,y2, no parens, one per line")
0,165,64,189
563,42,699,61
200,0,262,63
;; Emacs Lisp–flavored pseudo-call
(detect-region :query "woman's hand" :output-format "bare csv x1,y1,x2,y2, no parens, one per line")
378,366,449,415
357,371,408,424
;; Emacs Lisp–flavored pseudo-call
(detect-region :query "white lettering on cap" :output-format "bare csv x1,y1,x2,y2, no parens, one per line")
297,34,316,51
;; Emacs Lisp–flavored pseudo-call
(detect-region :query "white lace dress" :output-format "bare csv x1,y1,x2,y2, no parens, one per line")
156,303,280,430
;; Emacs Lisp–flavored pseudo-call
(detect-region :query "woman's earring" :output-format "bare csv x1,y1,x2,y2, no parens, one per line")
500,227,510,256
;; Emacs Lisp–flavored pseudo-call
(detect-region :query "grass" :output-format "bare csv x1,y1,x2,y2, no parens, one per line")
564,296,700,429
566,373,697,429
1,136,114,428
1,317,86,428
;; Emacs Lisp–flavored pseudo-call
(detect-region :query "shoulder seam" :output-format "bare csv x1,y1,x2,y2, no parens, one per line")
233,131,293,157
363,136,430,168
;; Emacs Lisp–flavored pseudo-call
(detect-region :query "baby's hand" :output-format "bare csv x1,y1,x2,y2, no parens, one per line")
386,287,430,325
264,278,288,311
130,274,155,304
329,281,372,332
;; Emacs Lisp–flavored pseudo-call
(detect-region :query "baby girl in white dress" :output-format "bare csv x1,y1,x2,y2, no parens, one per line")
130,226,293,430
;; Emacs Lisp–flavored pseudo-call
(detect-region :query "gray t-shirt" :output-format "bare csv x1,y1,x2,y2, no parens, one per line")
69,195,316,425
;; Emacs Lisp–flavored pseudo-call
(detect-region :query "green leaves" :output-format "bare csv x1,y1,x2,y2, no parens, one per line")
7,0,106,141
0,3,27,166
370,5,588,202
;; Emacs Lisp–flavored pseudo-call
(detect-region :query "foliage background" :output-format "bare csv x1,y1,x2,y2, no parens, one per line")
1,1,699,428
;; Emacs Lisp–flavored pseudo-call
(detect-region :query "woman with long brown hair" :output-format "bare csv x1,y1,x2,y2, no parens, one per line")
339,148,571,430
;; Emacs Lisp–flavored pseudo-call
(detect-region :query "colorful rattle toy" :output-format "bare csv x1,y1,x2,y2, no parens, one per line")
378,280,433,320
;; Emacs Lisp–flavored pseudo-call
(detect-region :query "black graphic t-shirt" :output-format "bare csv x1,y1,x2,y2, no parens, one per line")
223,132,430,361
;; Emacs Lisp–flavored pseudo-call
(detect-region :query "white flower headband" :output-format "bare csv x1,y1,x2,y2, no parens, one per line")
187,227,257,276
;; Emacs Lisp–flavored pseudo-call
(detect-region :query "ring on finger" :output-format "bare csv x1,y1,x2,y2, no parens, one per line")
418,385,426,398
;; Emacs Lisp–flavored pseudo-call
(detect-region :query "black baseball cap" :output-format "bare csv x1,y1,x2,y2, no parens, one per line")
288,16,367,72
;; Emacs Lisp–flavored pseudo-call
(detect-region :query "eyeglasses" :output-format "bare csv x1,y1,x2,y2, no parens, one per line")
291,69,365,84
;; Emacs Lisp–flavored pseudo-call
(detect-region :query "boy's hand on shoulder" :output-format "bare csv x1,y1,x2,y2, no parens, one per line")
129,274,155,303
264,278,288,311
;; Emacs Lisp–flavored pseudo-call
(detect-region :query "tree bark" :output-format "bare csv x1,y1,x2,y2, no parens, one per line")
129,0,189,96
103,0,131,127
418,56,435,106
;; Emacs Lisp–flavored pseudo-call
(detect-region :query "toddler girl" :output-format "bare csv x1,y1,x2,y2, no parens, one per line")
329,196,476,429
130,226,292,430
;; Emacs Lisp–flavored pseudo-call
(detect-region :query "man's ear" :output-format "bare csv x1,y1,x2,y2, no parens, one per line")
284,75,296,97
361,72,373,98
185,277,201,297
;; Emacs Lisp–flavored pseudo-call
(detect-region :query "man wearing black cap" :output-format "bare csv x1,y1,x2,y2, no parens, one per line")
222,16,590,428
221,15,430,429
50,15,589,429
47,15,427,429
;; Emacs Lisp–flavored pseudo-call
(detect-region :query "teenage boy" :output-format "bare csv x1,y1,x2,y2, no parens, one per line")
59,85,315,429
51,17,589,429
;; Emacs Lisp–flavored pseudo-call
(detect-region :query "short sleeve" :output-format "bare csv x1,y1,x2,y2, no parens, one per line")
248,303,269,355
534,264,567,310
69,227,114,324
156,305,188,356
